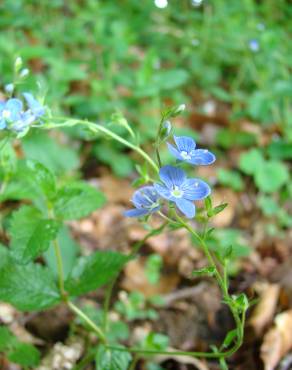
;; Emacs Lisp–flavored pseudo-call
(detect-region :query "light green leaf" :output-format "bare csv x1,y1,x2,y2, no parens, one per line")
22,131,80,175
65,251,130,296
217,169,244,192
54,182,106,220
0,248,60,311
255,160,289,193
8,342,40,367
9,206,61,264
0,326,16,351
27,159,56,199
95,345,132,370
239,149,264,175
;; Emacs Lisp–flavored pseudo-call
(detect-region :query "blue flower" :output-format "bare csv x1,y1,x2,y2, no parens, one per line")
248,39,259,52
167,136,216,165
124,186,161,217
154,165,210,218
0,98,23,130
23,93,45,118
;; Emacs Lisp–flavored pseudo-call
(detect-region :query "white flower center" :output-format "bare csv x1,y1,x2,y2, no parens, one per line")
171,186,183,198
180,151,191,160
2,110,11,119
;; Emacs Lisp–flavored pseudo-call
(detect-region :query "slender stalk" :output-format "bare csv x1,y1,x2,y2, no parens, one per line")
102,278,116,333
43,117,159,174
68,301,107,344
52,239,66,298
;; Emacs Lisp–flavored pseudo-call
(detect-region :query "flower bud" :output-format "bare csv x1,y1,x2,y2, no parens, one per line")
14,57,23,72
19,68,29,78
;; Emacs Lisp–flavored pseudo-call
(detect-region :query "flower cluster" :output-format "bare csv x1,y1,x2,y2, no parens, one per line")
125,135,216,219
0,93,45,134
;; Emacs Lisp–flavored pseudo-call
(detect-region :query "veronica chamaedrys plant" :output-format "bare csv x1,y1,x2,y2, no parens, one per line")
0,61,248,370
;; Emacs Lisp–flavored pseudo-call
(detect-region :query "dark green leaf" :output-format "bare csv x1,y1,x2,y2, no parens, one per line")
212,203,228,216
65,251,130,296
9,206,61,264
0,256,60,311
54,182,106,220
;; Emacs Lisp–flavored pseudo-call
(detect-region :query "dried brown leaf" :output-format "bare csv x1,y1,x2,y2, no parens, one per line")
249,282,280,336
261,309,292,370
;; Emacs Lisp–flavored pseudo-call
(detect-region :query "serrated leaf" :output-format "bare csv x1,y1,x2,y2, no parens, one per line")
9,206,61,264
0,251,60,311
27,159,56,199
95,345,132,370
54,182,106,220
65,251,130,296
8,342,40,367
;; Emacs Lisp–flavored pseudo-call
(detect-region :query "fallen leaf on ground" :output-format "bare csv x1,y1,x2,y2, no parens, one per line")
249,282,280,336
261,309,292,370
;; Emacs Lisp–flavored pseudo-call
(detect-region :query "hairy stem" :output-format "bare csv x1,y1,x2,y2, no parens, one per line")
44,118,159,174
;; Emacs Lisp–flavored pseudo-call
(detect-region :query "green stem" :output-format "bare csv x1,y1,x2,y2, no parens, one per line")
68,301,107,344
44,117,159,174
52,239,66,298
102,278,116,333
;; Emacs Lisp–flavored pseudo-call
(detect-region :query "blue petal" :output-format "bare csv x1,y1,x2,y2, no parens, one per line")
124,208,150,217
6,99,23,120
181,179,211,200
23,93,45,117
175,198,196,218
6,98,23,112
188,149,216,165
132,186,159,208
0,102,5,112
154,183,173,200
167,142,183,160
159,165,186,189
174,136,196,152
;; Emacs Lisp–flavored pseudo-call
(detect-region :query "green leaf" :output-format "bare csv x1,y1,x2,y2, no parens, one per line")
192,266,216,277
22,131,80,175
212,203,228,216
217,169,244,192
222,329,238,349
267,140,292,160
239,149,264,175
65,251,130,296
141,332,169,351
44,226,79,278
9,206,61,264
254,160,289,193
204,196,212,213
27,159,56,199
217,129,256,149
0,251,60,311
0,326,16,351
8,342,40,367
96,345,132,370
54,182,106,220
